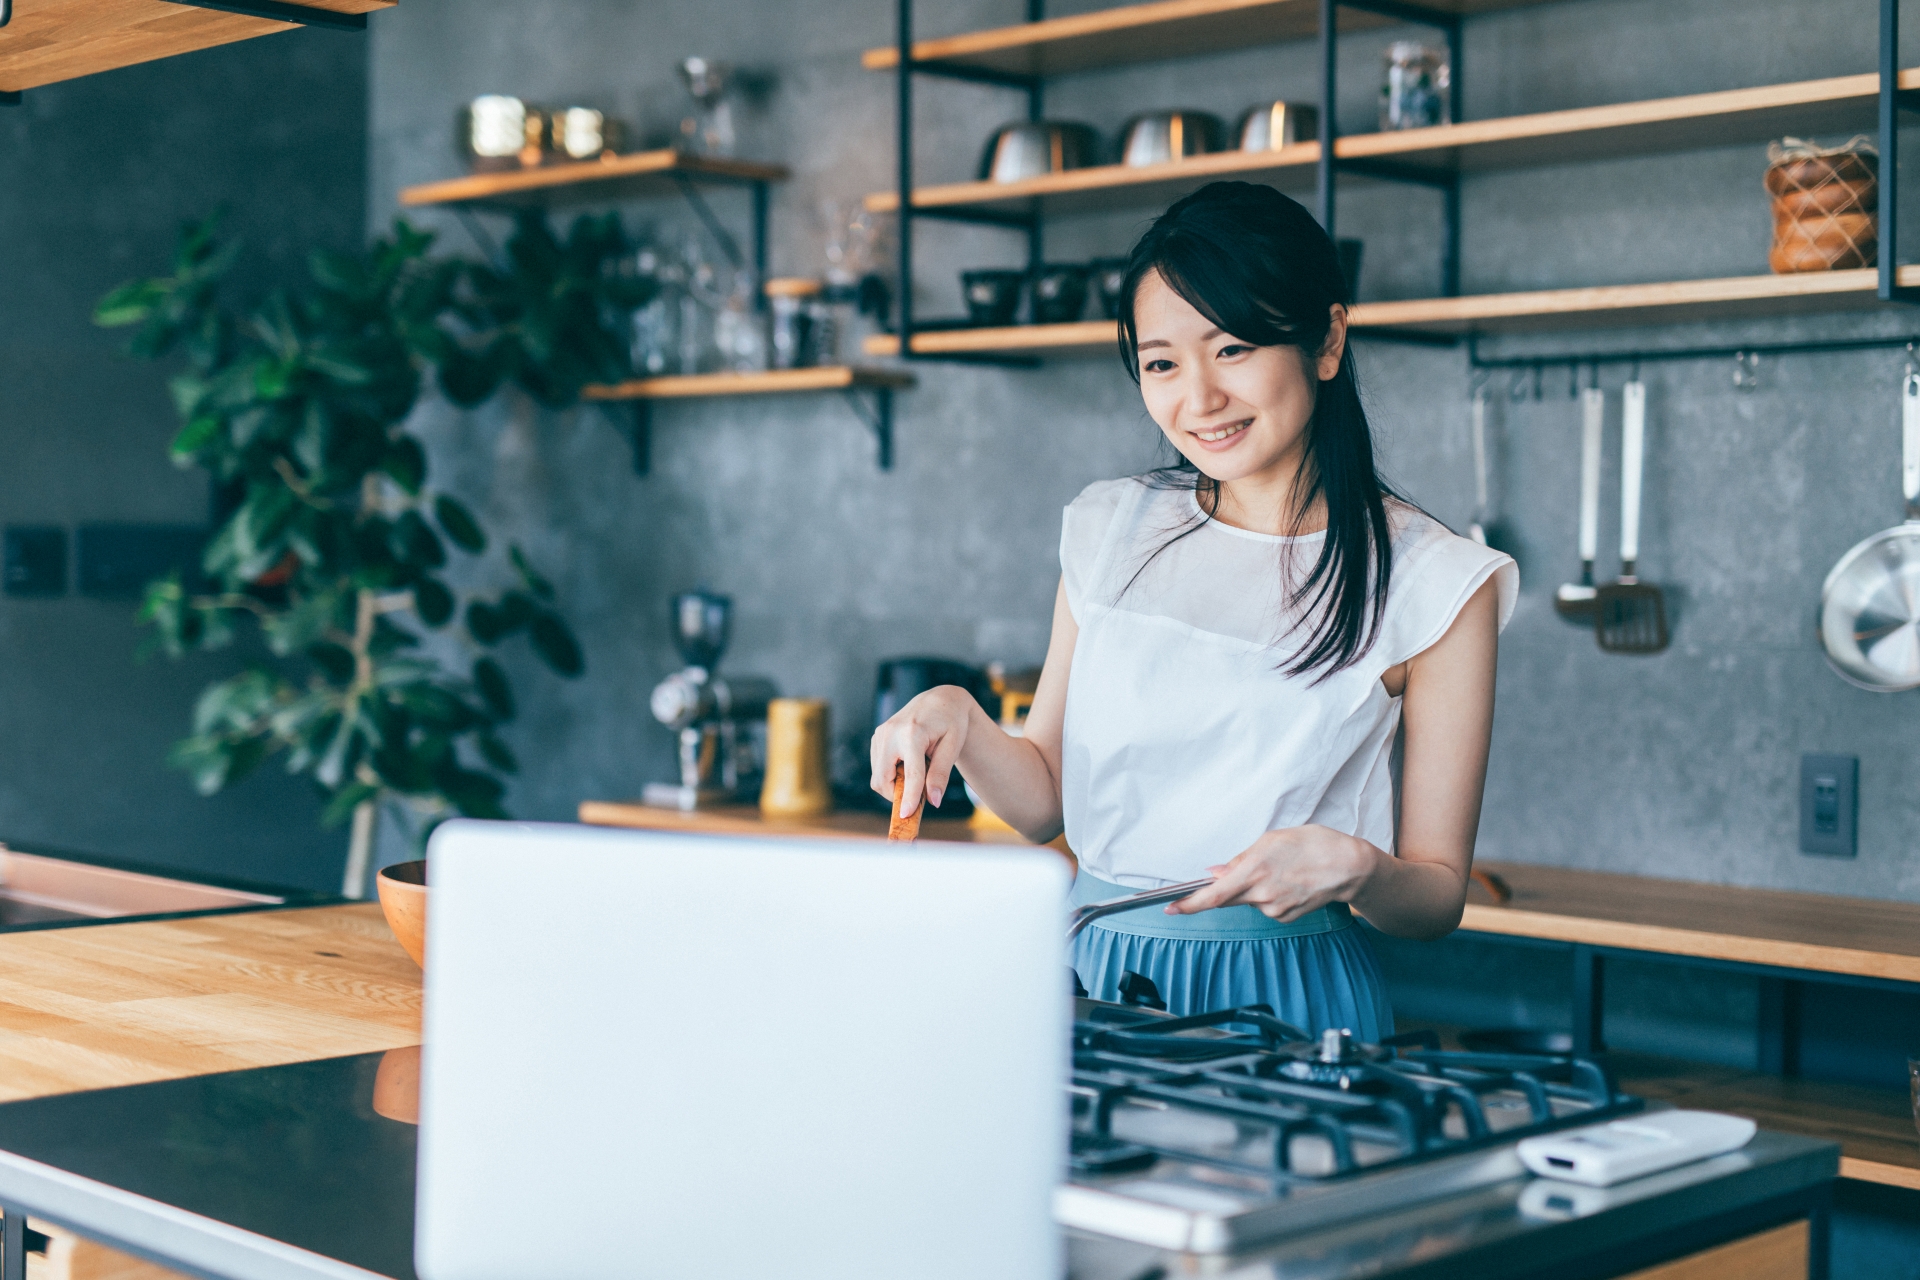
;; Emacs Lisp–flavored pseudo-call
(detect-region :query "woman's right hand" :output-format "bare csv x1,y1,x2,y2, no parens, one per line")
870,686,980,819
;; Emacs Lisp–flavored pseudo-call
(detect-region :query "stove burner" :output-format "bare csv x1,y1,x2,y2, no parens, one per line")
1069,998,1637,1182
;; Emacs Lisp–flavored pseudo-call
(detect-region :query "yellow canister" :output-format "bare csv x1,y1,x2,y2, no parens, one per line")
760,697,832,817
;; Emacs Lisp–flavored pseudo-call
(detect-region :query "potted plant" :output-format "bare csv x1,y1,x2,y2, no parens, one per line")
95,211,653,903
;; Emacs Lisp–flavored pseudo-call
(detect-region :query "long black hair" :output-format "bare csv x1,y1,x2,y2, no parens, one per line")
1116,181,1396,679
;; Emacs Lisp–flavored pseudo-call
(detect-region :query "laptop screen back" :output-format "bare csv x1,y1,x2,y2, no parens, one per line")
415,821,1068,1280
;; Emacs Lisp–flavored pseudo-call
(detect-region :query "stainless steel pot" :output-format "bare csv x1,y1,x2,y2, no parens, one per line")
977,121,1099,183
1118,111,1226,166
1820,369,1920,690
1236,101,1317,151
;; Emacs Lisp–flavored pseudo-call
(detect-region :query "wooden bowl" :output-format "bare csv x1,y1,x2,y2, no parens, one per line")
376,860,428,967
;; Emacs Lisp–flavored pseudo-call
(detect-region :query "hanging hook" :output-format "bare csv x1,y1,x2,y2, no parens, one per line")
1629,357,1641,383
1509,368,1527,402
1588,361,1601,391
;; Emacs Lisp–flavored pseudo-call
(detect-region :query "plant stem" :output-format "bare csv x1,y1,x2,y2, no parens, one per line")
343,798,377,899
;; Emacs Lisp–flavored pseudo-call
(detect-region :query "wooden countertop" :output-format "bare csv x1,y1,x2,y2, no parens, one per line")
577,800,1047,847
580,802,1920,983
1461,862,1920,985
0,905,419,1104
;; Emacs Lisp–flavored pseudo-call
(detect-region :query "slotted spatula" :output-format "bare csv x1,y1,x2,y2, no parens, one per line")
1595,379,1670,654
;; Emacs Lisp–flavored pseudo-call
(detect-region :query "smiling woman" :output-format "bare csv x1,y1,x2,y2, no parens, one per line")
873,182,1517,1032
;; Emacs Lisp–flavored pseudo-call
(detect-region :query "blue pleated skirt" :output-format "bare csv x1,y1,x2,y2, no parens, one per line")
1070,918,1395,1042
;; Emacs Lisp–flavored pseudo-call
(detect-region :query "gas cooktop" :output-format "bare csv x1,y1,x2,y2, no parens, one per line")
1059,992,1643,1253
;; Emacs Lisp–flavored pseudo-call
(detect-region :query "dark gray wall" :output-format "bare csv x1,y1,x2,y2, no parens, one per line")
370,0,1920,904
0,30,370,891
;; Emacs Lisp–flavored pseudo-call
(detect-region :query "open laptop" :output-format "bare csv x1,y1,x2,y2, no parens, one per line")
414,821,1069,1280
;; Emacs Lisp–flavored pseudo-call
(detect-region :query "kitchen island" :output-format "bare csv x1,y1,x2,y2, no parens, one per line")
0,891,1843,1280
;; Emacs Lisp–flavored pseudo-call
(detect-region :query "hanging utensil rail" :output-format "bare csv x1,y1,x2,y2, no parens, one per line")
1467,333,1920,381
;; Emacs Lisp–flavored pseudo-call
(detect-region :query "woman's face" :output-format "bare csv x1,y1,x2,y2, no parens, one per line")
1132,269,1346,492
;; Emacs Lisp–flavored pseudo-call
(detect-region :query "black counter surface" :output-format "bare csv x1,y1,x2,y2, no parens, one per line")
0,1053,1838,1280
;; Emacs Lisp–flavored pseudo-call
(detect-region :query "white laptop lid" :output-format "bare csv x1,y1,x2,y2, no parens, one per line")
415,821,1069,1280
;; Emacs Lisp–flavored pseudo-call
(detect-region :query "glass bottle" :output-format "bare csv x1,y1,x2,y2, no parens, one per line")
1380,42,1449,131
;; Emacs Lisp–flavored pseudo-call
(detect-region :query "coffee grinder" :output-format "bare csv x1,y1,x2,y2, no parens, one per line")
642,590,777,811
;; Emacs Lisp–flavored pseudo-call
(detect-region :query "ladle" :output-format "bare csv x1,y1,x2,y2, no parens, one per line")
1554,384,1606,622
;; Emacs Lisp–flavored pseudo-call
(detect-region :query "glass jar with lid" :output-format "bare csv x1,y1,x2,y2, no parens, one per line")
766,277,824,369
1379,42,1449,131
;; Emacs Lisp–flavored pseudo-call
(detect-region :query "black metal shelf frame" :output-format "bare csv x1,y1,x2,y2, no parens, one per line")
888,0,1471,367
892,0,1920,369
611,382,898,477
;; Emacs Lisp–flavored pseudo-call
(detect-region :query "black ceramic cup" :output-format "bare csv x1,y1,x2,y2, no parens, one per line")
1029,263,1090,325
1090,257,1129,320
960,269,1025,327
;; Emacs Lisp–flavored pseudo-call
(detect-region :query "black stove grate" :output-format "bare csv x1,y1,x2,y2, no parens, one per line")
1069,999,1641,1184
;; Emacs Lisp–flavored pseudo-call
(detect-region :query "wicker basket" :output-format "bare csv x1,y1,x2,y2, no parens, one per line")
1766,136,1878,273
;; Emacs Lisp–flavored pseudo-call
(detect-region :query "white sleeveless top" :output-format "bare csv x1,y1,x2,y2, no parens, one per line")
1060,477,1518,889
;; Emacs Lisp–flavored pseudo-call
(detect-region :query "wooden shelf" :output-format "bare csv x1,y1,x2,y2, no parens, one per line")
863,319,1117,357
863,268,1920,354
861,0,1546,79
865,70,1920,218
398,149,789,211
866,144,1316,217
582,366,914,402
0,0,391,94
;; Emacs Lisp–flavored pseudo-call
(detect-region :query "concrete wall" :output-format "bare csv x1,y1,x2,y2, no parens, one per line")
0,30,370,891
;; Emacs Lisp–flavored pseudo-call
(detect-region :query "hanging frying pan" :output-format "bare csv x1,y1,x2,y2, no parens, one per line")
1819,369,1920,691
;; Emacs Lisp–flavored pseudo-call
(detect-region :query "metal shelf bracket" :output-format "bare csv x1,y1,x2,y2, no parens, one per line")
843,386,897,470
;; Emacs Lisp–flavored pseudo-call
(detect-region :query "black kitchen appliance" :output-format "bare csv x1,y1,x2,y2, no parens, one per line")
856,657,998,816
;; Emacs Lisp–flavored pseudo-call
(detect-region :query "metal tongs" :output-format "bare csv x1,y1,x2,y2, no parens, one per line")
1067,878,1215,941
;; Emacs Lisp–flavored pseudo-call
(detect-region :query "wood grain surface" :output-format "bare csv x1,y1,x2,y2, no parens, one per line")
865,70,1920,219
0,0,391,93
1464,860,1920,983
577,799,1026,845
1618,1220,1806,1280
0,905,419,1104
582,366,914,402
397,149,787,210
860,0,1545,77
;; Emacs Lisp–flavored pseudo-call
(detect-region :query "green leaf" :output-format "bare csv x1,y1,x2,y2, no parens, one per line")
508,545,554,601
465,600,504,645
94,279,167,328
529,611,584,677
433,494,485,554
478,734,519,774
413,577,453,627
390,510,445,570
472,656,514,722
169,415,223,464
319,780,379,828
381,438,426,494
308,642,355,684
495,590,537,633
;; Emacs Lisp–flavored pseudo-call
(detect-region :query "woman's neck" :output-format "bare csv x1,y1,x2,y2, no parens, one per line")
1208,462,1326,537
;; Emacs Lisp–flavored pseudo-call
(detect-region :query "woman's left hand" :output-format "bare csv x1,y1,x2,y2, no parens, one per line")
1165,826,1379,922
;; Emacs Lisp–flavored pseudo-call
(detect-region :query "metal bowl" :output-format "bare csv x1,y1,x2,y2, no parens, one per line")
977,121,1099,183
1235,101,1317,151
1819,521,1920,691
1117,111,1226,167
